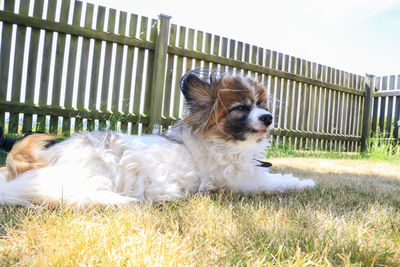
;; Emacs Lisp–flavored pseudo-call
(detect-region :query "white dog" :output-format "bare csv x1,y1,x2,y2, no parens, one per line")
0,69,315,207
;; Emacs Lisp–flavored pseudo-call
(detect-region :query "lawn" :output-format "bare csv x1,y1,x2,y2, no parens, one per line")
0,151,399,266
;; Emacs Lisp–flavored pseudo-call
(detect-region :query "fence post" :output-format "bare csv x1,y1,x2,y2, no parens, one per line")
361,74,375,152
149,14,171,134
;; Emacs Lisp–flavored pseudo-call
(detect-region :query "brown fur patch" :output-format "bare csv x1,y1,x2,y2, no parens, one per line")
2,134,57,181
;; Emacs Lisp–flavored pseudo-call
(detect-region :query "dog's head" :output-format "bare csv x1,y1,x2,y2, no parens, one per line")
180,69,273,142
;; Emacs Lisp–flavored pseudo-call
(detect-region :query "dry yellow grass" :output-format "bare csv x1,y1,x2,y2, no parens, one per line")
0,157,399,266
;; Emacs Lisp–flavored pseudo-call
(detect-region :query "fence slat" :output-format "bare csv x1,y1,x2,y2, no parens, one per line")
257,47,264,79
393,75,400,140
371,77,380,136
228,39,236,72
162,24,177,121
77,3,94,110
337,71,344,150
346,73,353,150
49,0,71,134
280,54,289,146
242,43,250,76
288,57,297,146
0,0,14,102
313,64,322,149
270,51,277,128
172,26,186,119
35,0,56,132
120,13,138,132
74,3,94,133
86,6,106,131
236,41,243,67
221,37,228,71
97,8,116,130
23,0,44,133
319,65,327,149
132,16,148,117
185,28,195,73
385,75,395,136
149,15,170,132
111,11,127,114
203,32,212,69
333,69,340,150
194,30,203,69
378,76,388,133
356,76,365,150
309,62,317,149
301,60,310,148
286,56,295,146
361,75,374,152
250,45,257,76
88,7,106,113
294,58,302,148
0,0,15,130
62,1,82,136
264,49,272,110
341,72,348,150
325,67,333,149
140,18,157,132
8,0,29,134
211,35,221,71
11,0,29,103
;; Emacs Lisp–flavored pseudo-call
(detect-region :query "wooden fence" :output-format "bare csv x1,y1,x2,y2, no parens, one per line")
0,0,395,152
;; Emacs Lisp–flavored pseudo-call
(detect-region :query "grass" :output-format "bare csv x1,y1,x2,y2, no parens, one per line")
1,149,400,266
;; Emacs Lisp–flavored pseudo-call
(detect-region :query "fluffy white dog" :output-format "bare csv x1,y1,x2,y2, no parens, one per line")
0,69,315,207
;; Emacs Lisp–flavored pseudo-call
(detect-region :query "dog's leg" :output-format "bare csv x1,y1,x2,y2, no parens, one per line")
259,172,315,192
231,169,315,193
81,190,139,206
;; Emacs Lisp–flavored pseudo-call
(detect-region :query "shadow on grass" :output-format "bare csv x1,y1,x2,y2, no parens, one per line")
269,165,400,211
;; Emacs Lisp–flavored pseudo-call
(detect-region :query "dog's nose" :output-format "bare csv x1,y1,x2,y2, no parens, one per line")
259,114,273,126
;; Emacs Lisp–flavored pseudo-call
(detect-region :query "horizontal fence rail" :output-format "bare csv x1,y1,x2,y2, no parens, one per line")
0,0,395,152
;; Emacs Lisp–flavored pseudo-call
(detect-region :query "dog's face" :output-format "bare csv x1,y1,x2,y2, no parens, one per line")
180,69,273,142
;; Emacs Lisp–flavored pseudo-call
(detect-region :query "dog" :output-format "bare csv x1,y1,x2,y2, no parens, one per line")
0,69,315,207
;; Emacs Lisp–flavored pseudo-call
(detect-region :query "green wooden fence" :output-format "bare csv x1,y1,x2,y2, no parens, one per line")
0,0,396,152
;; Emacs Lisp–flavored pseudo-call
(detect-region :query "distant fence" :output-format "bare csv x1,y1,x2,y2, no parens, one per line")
369,75,400,140
0,0,397,152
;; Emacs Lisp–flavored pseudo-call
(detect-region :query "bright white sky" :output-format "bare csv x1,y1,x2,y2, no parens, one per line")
89,0,399,76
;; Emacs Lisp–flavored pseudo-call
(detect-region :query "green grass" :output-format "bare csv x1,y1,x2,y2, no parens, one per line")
266,136,400,162
0,152,5,166
1,140,400,265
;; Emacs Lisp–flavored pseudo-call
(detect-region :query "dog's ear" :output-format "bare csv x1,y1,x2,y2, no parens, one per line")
180,71,216,106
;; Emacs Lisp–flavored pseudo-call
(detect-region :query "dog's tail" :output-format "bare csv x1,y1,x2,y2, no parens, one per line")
5,133,58,181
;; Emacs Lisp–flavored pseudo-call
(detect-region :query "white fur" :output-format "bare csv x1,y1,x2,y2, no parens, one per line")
0,125,315,207
248,107,272,131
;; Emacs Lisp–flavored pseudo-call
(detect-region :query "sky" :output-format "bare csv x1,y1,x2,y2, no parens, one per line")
86,0,400,77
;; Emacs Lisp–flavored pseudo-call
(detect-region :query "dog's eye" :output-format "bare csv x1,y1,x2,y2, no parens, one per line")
231,105,250,112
